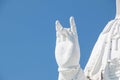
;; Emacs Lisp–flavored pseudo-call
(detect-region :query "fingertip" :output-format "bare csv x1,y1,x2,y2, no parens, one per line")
55,20,59,26
70,16,75,27
55,20,58,31
70,16,74,22
70,16,77,33
55,20,63,31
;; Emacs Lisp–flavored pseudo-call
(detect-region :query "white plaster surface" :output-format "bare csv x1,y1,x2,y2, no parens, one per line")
55,0,120,80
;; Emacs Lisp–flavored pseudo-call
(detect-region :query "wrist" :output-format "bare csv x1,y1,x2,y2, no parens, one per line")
58,65,87,80
58,65,81,80
58,65,80,72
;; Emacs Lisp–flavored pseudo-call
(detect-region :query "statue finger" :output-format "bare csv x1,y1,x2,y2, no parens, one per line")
70,16,77,34
55,20,63,32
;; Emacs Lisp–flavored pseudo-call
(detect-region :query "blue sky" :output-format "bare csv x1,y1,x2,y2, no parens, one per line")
0,0,116,80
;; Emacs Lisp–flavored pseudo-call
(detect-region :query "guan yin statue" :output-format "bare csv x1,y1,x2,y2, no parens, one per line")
55,0,120,80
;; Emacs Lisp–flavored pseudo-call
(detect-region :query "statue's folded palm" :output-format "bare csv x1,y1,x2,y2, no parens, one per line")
55,17,80,70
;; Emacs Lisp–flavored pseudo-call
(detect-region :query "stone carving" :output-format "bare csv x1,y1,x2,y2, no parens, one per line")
55,0,120,80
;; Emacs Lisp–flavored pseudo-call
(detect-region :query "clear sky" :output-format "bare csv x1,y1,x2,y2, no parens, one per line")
0,0,116,80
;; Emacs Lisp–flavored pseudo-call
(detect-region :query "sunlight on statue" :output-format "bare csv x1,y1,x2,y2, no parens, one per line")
55,17,80,69
55,17,87,80
55,1,120,80
55,16,120,80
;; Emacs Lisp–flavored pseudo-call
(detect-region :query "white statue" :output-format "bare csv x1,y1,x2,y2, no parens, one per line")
55,17,87,80
55,0,120,80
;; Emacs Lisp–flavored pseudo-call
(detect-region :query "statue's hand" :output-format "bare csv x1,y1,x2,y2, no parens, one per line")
55,17,80,70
